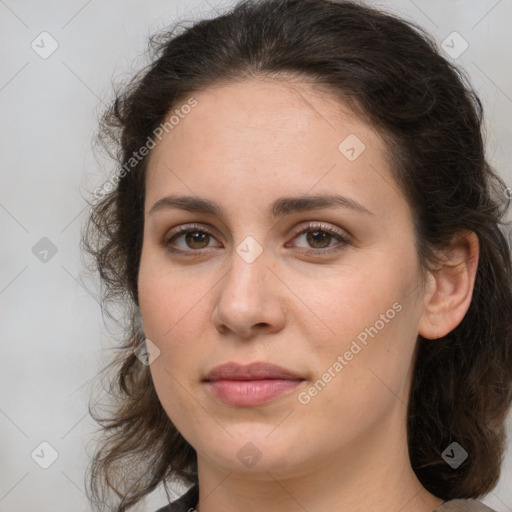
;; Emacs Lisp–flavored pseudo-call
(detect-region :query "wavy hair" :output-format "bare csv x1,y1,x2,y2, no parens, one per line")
82,0,512,510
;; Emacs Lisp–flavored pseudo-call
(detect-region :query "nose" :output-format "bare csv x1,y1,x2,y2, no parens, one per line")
211,247,287,340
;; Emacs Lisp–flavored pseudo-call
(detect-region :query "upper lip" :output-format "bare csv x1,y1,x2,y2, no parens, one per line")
204,362,304,381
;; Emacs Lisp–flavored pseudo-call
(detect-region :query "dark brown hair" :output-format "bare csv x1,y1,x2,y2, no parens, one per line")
82,0,512,510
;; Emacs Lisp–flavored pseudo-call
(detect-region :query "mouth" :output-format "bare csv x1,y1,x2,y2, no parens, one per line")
203,361,305,407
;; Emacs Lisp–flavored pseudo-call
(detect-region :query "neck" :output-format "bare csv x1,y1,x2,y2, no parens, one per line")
194,405,444,512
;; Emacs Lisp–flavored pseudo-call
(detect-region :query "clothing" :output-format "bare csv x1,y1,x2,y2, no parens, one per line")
435,501,497,512
154,484,498,512
155,483,198,512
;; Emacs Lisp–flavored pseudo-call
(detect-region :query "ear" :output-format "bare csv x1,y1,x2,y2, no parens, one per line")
418,230,479,340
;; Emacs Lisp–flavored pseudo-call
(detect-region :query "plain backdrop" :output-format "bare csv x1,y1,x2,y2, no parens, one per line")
1,0,511,511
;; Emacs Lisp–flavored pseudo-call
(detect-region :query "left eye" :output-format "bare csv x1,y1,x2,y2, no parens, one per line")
287,224,350,253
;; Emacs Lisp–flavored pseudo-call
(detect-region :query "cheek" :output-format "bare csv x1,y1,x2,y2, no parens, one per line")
137,244,204,342
138,265,205,438
295,251,422,393
137,247,213,402
295,261,411,345
292,276,419,443
138,283,206,384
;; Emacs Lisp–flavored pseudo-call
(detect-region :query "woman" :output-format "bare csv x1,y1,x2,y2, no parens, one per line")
82,1,512,511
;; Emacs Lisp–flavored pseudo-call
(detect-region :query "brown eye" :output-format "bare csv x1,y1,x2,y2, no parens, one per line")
163,224,220,254
305,229,334,249
182,231,211,249
288,222,351,255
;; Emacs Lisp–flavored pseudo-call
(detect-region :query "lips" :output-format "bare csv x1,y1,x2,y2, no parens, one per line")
204,361,303,382
204,362,305,407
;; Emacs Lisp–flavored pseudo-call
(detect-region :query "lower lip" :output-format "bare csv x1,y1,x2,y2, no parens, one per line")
206,379,303,406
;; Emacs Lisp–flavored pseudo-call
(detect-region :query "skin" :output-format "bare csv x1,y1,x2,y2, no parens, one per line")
137,78,479,512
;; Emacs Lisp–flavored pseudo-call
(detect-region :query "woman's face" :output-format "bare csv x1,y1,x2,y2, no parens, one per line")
138,79,430,478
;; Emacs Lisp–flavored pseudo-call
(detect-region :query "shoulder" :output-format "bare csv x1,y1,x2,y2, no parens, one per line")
154,483,199,512
434,499,498,512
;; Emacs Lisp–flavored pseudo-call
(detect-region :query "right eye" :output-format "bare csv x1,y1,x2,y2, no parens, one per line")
162,224,222,255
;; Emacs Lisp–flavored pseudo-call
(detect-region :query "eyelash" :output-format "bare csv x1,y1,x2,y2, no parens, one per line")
162,222,351,257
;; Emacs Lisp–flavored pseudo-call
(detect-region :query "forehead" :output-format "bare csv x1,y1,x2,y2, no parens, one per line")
165,78,375,146
144,79,398,215
148,79,388,161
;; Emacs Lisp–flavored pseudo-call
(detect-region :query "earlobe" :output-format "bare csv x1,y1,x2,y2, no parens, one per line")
418,231,479,340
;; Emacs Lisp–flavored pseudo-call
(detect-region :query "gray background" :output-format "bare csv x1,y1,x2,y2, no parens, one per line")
1,0,511,510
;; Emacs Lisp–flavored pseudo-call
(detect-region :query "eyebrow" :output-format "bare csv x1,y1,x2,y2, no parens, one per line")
148,193,374,218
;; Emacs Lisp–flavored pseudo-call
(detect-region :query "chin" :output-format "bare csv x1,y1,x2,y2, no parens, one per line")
197,429,310,475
